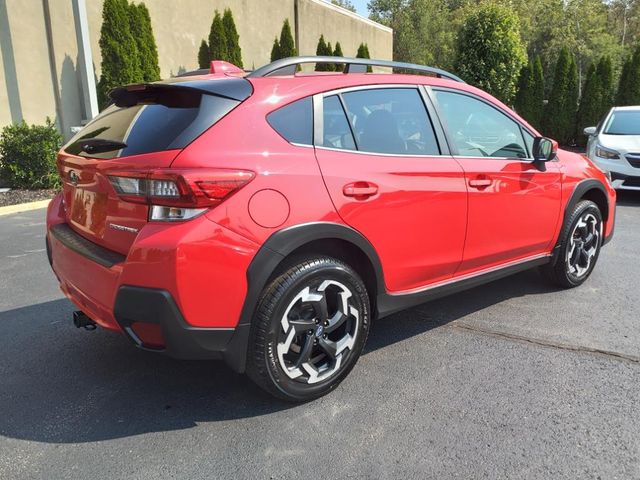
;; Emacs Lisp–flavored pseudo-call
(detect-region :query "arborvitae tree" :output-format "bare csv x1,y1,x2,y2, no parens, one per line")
576,64,603,146
315,35,330,71
333,41,344,71
514,62,533,119
270,37,281,62
208,11,228,62
455,2,526,104
222,8,243,68
130,3,160,82
326,42,335,71
543,48,579,145
356,43,372,72
530,56,545,130
198,40,210,69
617,44,640,106
97,0,141,109
278,19,297,58
596,56,614,119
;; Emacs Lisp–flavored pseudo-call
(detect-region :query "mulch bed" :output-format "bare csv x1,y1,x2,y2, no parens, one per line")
0,189,58,208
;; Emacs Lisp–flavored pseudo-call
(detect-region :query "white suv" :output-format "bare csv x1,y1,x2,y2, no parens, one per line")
585,106,640,191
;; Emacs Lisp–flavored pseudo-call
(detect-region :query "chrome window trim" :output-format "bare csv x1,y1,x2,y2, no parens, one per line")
315,145,447,158
390,253,551,297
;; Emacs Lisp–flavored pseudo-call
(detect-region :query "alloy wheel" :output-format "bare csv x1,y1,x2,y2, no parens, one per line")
566,212,600,279
277,280,359,384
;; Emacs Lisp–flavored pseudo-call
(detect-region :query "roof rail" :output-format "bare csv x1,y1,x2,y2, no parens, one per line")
247,56,464,83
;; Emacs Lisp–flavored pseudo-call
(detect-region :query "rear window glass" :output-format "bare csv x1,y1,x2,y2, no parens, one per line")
64,89,239,159
267,97,313,145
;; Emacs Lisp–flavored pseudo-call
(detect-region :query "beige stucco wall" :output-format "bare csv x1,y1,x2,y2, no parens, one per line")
0,0,392,139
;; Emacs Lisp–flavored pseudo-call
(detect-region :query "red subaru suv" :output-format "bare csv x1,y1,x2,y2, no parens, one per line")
46,57,616,401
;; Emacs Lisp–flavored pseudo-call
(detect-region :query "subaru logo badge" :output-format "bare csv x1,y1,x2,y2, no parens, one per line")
69,170,79,186
315,325,324,338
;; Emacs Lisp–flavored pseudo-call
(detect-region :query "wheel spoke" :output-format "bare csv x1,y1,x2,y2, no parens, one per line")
289,319,315,333
311,293,329,322
318,337,338,359
325,311,348,334
569,244,580,266
583,232,595,248
579,247,590,267
295,335,315,368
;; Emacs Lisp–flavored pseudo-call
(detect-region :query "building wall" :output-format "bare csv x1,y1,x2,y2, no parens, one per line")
0,0,392,139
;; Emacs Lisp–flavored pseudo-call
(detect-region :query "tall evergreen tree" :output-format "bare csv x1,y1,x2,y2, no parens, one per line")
278,19,297,58
576,63,603,146
198,40,210,69
514,61,533,119
596,56,614,119
315,35,330,71
617,44,640,106
326,42,335,72
222,8,243,68
515,56,545,130
333,41,344,72
530,55,545,130
543,48,579,145
130,3,160,82
356,43,372,72
208,11,228,62
270,37,281,62
97,0,141,109
616,56,632,105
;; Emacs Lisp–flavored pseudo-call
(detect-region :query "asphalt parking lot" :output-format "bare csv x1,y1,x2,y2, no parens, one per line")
1,193,639,480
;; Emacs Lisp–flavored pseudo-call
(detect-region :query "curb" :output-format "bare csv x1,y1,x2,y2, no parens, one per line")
0,199,51,217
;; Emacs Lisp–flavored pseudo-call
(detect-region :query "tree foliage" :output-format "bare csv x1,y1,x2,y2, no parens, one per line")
576,63,603,145
334,41,345,71
97,0,142,109
278,19,297,58
514,55,545,129
208,11,228,62
315,35,332,71
270,37,281,62
455,2,527,104
223,8,243,68
198,40,210,69
356,42,372,72
616,43,640,105
129,3,160,82
331,0,357,12
543,48,579,144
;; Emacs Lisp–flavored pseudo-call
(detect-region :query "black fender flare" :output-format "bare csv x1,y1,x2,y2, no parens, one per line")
551,178,611,264
223,222,385,372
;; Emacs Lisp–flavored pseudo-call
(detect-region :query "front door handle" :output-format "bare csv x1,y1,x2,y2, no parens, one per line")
343,181,378,198
468,177,493,189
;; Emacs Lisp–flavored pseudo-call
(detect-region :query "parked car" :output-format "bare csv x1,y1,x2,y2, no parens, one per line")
46,57,616,401
584,106,640,190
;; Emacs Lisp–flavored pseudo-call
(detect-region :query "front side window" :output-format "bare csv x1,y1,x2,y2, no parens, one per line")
337,88,440,155
434,90,529,159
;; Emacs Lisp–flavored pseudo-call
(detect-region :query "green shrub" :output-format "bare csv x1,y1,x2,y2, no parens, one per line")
575,63,603,146
543,47,579,145
278,19,297,58
208,11,228,61
315,35,332,71
356,42,372,72
333,41,344,71
0,119,62,190
514,56,544,130
270,37,281,62
616,44,640,106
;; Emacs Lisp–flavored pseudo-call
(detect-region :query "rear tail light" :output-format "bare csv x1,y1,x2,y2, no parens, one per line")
108,169,254,221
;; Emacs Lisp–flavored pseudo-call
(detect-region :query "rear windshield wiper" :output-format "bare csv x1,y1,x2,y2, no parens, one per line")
77,138,127,154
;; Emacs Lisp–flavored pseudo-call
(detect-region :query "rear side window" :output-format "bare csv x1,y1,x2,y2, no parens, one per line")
340,88,440,155
267,97,313,145
64,88,240,159
323,95,356,150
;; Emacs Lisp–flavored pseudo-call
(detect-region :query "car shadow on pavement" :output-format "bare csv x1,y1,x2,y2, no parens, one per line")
0,269,555,444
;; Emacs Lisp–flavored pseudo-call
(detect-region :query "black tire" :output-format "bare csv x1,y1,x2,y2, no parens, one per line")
541,200,603,288
246,256,370,402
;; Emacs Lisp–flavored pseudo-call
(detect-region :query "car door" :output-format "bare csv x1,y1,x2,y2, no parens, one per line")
430,88,562,275
313,86,468,293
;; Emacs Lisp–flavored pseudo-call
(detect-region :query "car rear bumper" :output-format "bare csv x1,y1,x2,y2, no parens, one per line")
46,193,258,368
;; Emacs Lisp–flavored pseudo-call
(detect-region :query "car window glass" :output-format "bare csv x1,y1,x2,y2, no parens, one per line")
523,130,534,158
340,88,440,155
267,97,313,145
322,95,356,150
603,110,640,135
434,90,528,159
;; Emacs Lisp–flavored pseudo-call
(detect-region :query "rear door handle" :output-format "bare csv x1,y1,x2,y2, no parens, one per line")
468,178,493,189
343,182,378,198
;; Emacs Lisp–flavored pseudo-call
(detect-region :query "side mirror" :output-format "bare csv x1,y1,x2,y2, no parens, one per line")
532,136,557,163
583,126,597,136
